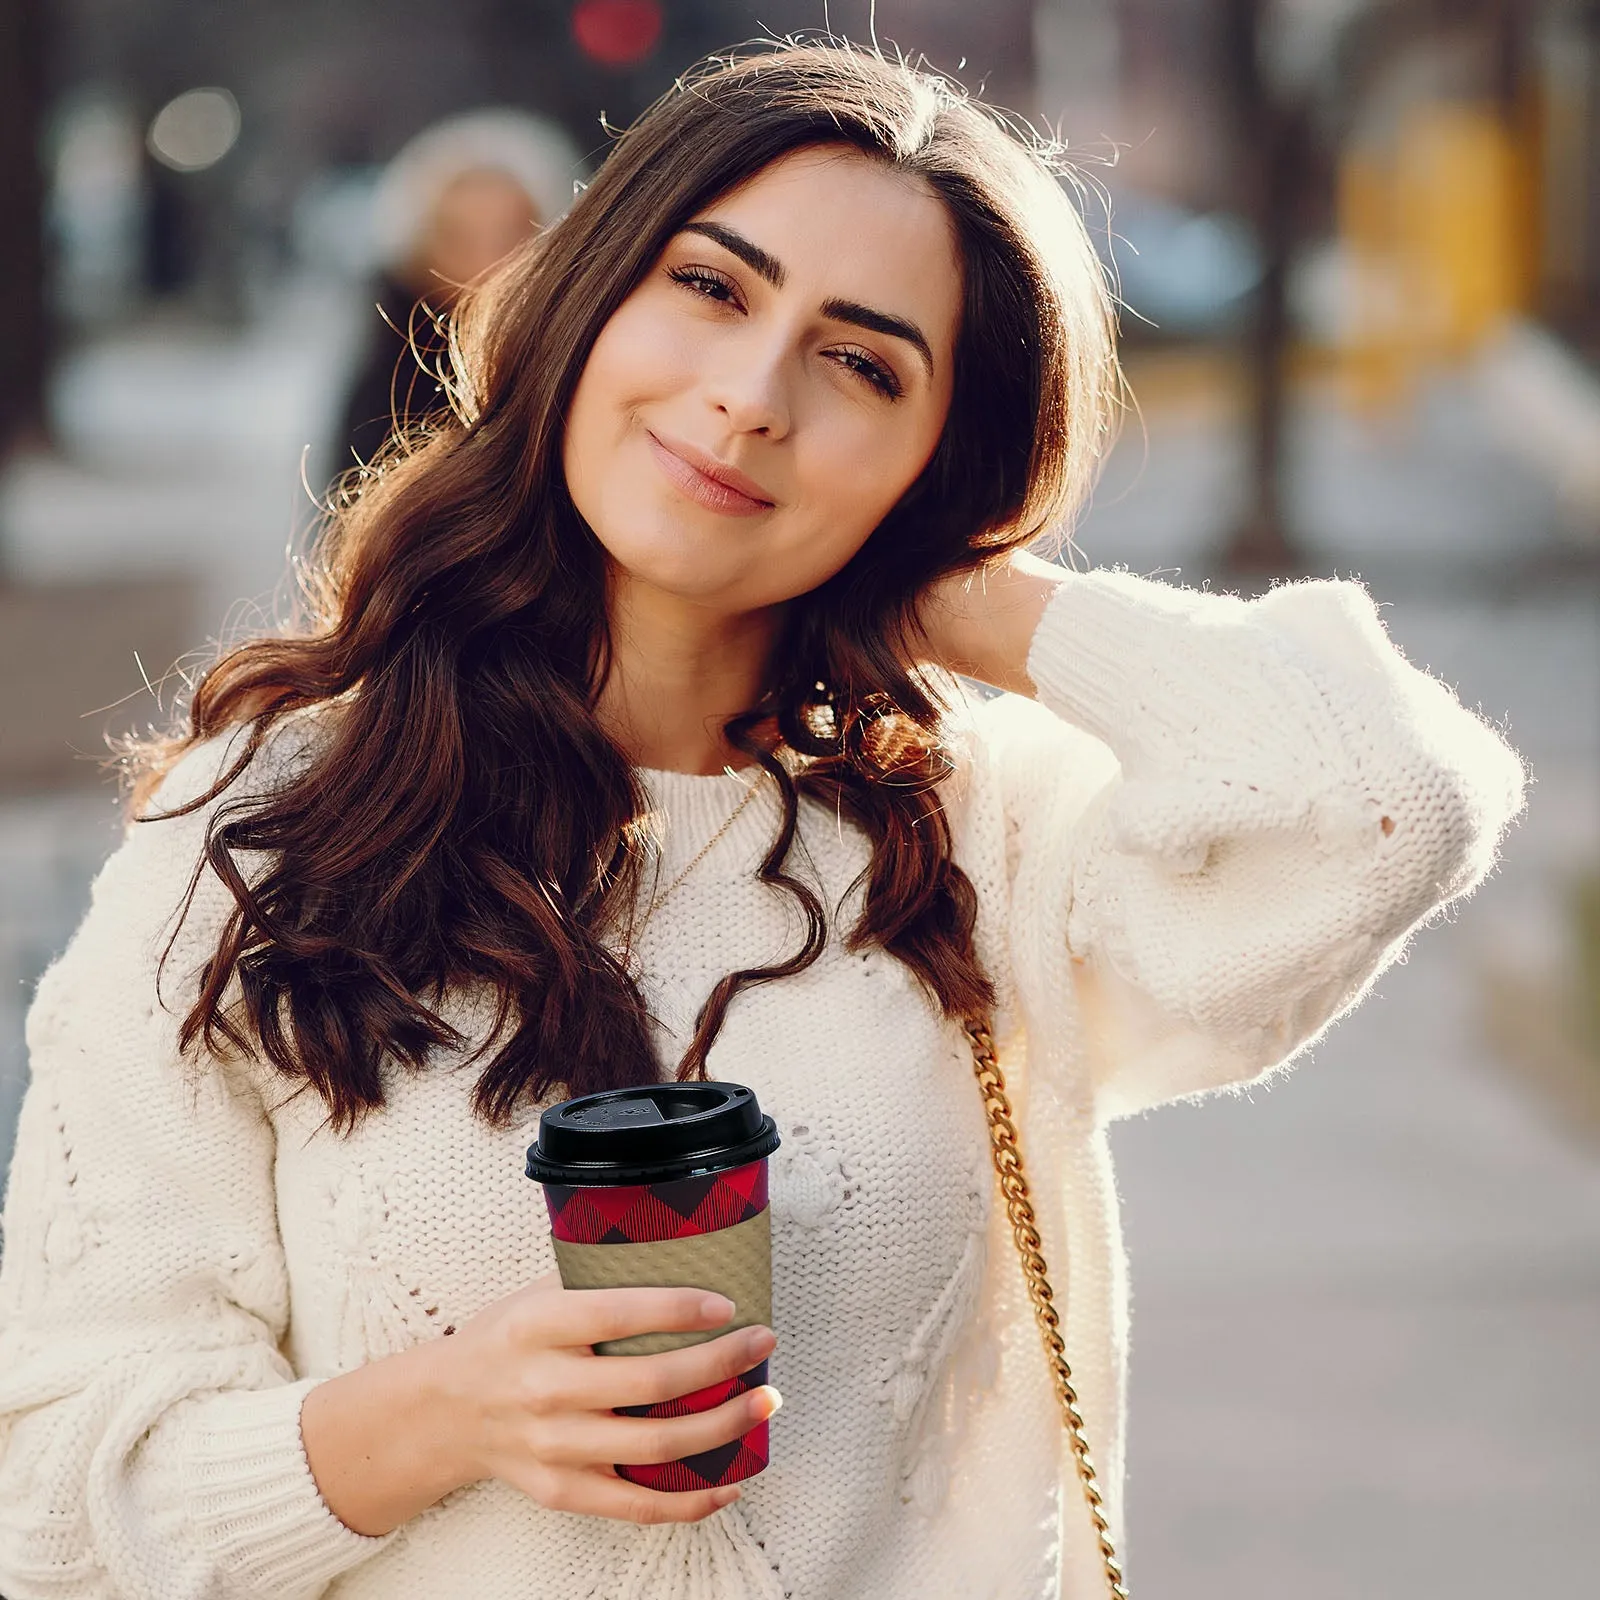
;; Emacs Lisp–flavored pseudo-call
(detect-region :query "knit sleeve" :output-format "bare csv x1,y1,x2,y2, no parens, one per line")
984,567,1527,1119
0,729,392,1599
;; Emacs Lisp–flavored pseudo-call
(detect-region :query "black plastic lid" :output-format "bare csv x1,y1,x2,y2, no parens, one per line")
525,1081,780,1186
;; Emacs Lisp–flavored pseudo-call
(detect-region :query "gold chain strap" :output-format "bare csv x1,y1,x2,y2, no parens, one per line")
964,1017,1130,1600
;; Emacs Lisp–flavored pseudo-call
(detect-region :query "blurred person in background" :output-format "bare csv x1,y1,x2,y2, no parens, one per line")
334,108,584,471
0,40,1525,1600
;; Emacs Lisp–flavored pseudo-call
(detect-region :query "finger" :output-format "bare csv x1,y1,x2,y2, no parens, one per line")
516,1284,737,1350
520,1466,743,1525
564,1324,777,1411
536,1384,780,1469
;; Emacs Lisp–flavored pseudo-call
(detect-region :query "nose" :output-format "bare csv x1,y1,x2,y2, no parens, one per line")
703,335,792,440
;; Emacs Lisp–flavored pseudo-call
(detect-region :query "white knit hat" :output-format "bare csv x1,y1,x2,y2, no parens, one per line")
370,108,587,270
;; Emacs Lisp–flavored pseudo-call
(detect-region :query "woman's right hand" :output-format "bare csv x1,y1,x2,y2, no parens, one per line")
439,1273,779,1524
301,1273,779,1536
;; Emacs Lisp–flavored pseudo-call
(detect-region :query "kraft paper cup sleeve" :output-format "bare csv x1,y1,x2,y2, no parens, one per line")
550,1208,771,1357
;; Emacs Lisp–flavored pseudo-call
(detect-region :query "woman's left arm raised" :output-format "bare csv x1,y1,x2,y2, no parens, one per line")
920,553,1528,1117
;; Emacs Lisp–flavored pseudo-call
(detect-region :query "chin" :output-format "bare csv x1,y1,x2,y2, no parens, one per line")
597,511,756,607
607,545,751,609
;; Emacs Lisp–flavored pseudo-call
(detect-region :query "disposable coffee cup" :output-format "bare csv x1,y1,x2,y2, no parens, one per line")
525,1082,780,1492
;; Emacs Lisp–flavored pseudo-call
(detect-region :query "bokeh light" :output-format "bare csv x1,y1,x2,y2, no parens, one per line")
146,88,241,173
571,0,663,68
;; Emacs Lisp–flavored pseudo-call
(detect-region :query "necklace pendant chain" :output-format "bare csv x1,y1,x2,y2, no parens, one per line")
643,771,766,924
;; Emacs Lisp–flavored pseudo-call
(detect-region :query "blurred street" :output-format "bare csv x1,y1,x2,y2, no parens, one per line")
2,270,1597,1597
0,275,361,633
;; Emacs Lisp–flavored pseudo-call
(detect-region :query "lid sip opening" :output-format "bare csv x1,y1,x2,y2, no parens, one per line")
525,1081,780,1187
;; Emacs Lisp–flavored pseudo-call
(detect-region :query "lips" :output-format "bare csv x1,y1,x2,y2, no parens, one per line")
646,430,774,518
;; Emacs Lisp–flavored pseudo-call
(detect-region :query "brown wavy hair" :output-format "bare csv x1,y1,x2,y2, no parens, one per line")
138,41,1119,1130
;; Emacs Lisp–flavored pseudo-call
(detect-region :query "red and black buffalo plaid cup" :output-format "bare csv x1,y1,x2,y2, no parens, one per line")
525,1082,780,1492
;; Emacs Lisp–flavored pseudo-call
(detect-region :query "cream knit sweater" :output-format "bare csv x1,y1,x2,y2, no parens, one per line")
0,571,1525,1600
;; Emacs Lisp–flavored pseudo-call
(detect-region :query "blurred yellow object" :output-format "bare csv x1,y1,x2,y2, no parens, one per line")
1338,101,1535,412
1397,103,1527,354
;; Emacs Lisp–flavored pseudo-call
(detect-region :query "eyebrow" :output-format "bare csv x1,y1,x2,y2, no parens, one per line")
677,219,936,379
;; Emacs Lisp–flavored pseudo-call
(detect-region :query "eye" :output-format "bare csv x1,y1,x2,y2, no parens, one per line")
830,345,903,400
667,264,741,307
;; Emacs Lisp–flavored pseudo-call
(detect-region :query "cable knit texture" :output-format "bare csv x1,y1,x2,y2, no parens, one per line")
0,571,1525,1599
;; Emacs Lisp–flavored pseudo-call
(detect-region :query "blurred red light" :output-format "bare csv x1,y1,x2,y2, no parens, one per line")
571,0,663,68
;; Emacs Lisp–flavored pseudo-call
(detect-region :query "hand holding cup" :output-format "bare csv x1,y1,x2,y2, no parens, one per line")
436,1273,780,1524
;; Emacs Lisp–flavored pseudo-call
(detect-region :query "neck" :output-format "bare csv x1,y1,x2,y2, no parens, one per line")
598,575,781,775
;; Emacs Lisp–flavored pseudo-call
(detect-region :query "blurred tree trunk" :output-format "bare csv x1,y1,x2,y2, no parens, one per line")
1220,0,1304,575
1488,0,1526,116
0,0,48,464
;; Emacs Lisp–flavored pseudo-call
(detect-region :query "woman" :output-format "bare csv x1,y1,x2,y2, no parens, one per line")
0,42,1524,1600
334,108,584,471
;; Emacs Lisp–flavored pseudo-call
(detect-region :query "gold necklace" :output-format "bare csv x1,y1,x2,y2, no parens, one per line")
641,770,766,925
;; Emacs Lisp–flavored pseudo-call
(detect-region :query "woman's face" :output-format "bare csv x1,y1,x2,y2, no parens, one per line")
562,144,962,616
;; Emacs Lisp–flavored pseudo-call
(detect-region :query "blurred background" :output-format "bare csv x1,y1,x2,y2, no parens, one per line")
0,1,1596,1594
